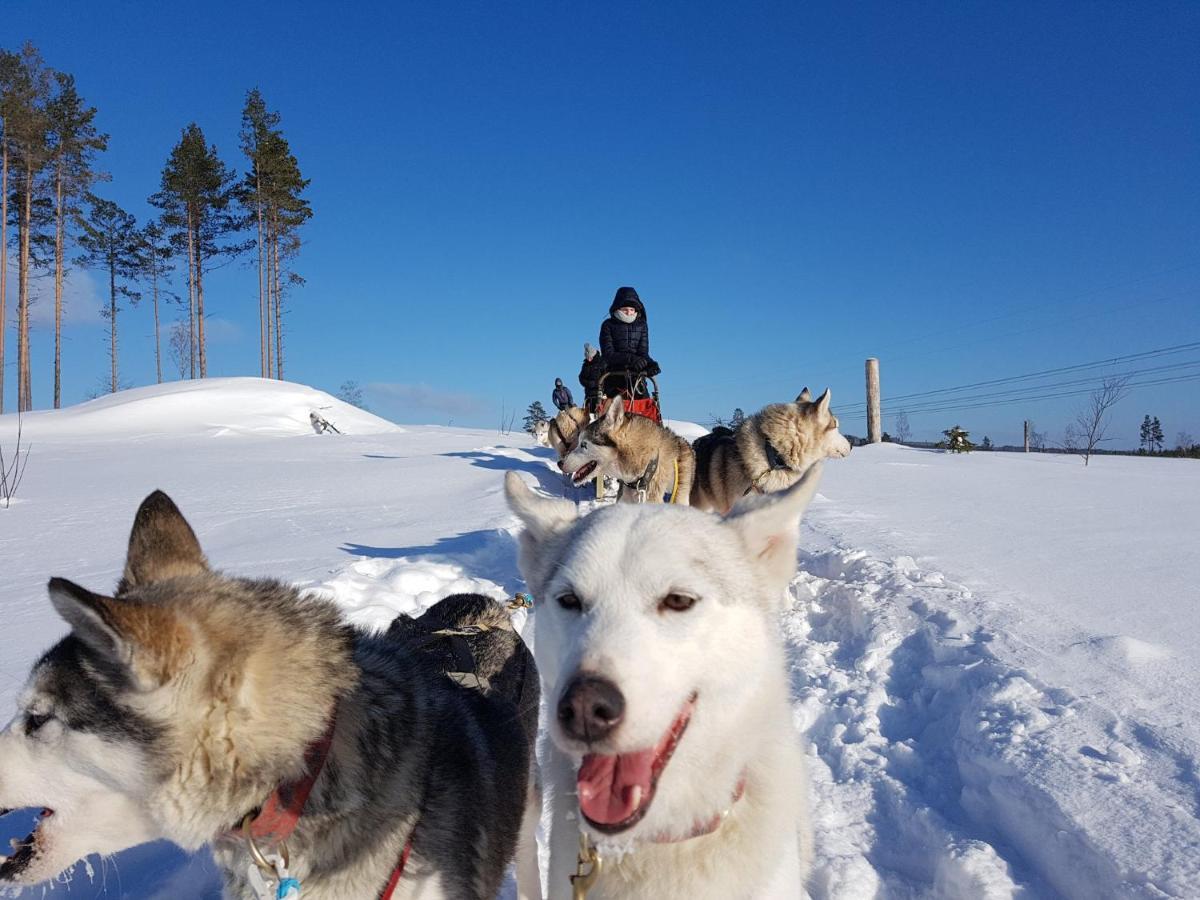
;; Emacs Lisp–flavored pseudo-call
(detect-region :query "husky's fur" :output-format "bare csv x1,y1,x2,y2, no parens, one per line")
0,491,539,900
691,387,851,514
505,467,818,899
559,397,695,504
534,406,591,459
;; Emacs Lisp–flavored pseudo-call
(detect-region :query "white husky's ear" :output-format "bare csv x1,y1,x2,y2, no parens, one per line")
815,388,831,415
48,577,190,690
604,395,626,427
724,463,823,596
504,471,577,544
796,387,812,403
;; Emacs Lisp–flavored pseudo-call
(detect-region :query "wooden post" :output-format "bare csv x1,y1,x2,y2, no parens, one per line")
1024,420,1030,453
866,358,881,444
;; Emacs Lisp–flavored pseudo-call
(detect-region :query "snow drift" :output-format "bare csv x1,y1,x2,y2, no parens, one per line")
0,377,400,441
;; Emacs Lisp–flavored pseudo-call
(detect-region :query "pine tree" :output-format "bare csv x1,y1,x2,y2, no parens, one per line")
524,400,550,434
259,127,310,380
140,220,174,383
4,43,52,412
240,89,279,379
981,435,993,450
940,425,974,453
0,48,17,414
45,70,107,408
150,123,245,378
1151,417,1164,454
1140,415,1152,453
76,196,143,393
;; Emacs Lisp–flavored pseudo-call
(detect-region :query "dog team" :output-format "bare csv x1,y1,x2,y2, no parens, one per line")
0,287,853,899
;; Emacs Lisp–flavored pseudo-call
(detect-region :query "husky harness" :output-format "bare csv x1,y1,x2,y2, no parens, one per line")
237,704,418,900
569,774,748,899
619,455,682,503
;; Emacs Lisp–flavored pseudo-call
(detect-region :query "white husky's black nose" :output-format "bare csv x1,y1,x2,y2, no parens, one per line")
558,674,625,742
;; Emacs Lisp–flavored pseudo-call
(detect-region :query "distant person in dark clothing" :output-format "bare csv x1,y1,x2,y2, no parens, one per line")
552,378,574,411
578,343,605,414
600,286,658,397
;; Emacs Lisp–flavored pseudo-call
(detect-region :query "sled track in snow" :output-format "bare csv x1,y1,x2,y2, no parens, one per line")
787,546,1200,899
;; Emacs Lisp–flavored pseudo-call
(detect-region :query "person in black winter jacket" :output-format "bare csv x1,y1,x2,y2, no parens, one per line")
578,343,605,413
551,378,574,411
599,286,659,397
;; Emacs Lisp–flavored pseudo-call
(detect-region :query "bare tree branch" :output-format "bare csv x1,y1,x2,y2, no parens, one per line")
1071,376,1129,466
0,412,33,508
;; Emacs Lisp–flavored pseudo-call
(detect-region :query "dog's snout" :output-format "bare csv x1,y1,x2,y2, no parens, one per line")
558,674,625,743
557,458,566,471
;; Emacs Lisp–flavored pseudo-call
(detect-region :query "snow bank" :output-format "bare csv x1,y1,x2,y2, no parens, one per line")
664,418,708,441
0,377,400,441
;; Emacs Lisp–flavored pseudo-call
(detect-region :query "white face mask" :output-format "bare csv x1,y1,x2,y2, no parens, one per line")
615,308,638,324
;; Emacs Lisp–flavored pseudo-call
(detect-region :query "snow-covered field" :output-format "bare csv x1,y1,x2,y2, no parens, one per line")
1,379,1197,899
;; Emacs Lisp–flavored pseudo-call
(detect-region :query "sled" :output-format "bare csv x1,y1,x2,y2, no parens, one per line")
596,371,662,425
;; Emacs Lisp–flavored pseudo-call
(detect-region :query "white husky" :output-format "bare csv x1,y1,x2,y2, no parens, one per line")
505,466,818,900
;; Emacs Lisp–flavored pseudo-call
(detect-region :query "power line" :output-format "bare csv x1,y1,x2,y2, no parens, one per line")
839,357,1200,419
866,341,1200,407
842,371,1200,421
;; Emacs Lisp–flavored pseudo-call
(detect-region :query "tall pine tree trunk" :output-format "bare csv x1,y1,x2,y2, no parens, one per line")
185,210,197,379
196,238,207,378
108,251,117,393
265,209,274,378
272,211,283,380
256,186,266,378
151,262,162,383
18,156,33,412
0,132,7,415
53,165,64,408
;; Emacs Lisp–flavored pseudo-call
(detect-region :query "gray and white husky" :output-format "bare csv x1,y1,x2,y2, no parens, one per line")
559,397,695,505
0,491,539,900
505,466,819,899
691,387,851,514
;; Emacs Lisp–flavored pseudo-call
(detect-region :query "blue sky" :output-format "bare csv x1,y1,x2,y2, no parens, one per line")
4,1,1198,446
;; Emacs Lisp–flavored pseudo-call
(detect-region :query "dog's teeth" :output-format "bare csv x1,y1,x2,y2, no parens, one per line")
629,785,644,808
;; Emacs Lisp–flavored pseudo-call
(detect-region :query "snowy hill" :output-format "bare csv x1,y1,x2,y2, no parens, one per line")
0,377,400,441
1,383,1198,898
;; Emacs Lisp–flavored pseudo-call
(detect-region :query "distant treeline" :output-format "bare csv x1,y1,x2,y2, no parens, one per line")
1,41,310,413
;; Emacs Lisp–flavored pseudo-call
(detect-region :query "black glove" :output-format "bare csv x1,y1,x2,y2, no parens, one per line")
643,359,660,377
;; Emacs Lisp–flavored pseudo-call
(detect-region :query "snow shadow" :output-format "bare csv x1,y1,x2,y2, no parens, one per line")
341,528,523,596
440,449,583,499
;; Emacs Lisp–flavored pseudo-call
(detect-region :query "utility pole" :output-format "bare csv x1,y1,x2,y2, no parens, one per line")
1024,420,1030,453
866,358,881,444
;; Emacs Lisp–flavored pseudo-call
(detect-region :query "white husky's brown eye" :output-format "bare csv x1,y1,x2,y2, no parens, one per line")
660,593,697,613
557,592,582,611
24,712,52,736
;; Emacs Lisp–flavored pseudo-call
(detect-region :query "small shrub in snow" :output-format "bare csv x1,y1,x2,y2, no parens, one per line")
0,415,32,509
939,425,974,453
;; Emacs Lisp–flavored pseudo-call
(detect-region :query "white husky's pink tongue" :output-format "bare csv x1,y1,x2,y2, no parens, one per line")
577,749,656,825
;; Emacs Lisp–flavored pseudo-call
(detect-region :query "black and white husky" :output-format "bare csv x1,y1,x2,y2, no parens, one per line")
0,491,539,899
506,467,819,899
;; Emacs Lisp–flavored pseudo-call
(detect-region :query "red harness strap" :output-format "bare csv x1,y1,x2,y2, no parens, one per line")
244,715,338,845
239,708,419,899
650,775,747,844
377,840,414,900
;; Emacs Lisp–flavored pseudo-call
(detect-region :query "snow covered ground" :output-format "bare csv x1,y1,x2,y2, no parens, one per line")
1,380,1197,898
